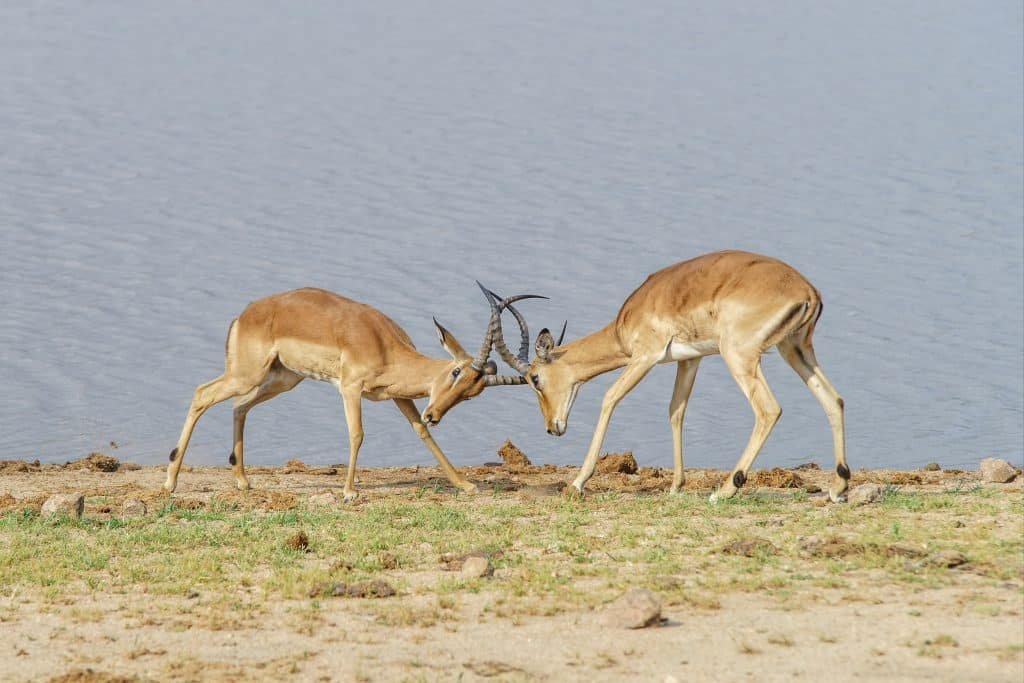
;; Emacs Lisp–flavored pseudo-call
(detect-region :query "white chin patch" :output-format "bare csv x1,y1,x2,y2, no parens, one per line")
563,382,581,422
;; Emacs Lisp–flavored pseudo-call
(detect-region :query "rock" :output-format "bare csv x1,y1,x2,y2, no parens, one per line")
460,556,494,579
310,579,396,598
497,440,532,469
925,549,968,568
886,542,927,559
598,588,662,629
596,452,638,474
922,462,941,471
848,483,883,506
307,491,338,507
41,493,84,518
979,458,1018,483
720,537,778,557
121,499,147,517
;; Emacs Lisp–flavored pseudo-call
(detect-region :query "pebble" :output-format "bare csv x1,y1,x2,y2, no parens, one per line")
121,499,147,517
41,493,84,519
460,556,494,579
979,458,1018,483
598,588,662,629
847,483,883,506
307,491,338,507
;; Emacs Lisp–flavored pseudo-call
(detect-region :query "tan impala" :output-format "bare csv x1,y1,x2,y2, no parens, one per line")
483,250,849,503
164,287,538,500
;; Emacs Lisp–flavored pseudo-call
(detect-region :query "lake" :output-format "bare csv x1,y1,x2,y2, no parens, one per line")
2,1,1021,473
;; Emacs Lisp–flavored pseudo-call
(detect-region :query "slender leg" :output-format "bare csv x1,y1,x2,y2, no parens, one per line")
711,346,781,502
165,375,244,492
231,370,303,490
569,358,658,496
339,387,365,502
668,358,701,494
394,398,477,494
778,338,849,502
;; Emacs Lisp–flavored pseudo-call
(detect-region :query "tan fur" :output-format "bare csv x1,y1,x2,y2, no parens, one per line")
165,288,494,499
524,251,849,502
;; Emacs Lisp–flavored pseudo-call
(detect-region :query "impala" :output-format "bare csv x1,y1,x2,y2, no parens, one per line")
484,250,849,503
164,287,535,500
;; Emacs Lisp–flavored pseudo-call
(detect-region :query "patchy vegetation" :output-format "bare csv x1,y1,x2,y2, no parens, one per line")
0,460,1020,681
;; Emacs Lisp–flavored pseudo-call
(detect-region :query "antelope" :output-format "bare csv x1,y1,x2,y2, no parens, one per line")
164,287,537,500
483,250,849,503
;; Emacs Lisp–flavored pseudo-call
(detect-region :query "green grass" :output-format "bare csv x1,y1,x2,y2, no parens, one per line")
1,488,1021,621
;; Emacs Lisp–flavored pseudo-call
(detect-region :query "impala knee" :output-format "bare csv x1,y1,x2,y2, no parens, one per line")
349,431,364,448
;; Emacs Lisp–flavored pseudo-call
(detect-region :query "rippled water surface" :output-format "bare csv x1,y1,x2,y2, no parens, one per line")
2,1,1021,472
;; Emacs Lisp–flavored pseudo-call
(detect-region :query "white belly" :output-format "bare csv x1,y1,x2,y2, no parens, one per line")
662,339,719,362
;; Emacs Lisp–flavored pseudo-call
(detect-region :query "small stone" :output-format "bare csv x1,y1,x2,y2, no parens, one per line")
720,537,778,557
41,493,84,519
925,549,968,568
121,499,147,517
979,458,1018,483
598,588,662,629
847,483,883,506
460,556,494,579
922,463,941,471
886,542,927,559
308,491,338,507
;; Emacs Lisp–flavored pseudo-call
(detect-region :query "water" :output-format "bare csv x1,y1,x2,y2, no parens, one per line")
2,1,1021,472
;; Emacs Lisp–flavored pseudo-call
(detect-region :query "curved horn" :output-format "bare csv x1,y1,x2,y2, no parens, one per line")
556,320,568,346
476,282,546,375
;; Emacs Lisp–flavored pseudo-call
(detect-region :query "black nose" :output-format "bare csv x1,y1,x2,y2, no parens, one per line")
547,429,554,435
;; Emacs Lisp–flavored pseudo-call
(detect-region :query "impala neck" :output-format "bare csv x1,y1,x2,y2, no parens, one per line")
557,322,631,383
381,349,451,399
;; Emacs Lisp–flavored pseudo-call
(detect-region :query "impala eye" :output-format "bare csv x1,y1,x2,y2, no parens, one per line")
530,374,540,388
452,368,461,380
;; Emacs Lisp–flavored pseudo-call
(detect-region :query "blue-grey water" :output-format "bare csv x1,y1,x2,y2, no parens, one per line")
2,1,1021,473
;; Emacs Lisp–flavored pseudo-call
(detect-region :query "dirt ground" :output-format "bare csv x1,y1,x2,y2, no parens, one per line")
1,454,1022,683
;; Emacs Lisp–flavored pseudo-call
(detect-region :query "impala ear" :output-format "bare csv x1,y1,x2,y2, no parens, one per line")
433,318,470,360
535,328,555,363
481,360,497,376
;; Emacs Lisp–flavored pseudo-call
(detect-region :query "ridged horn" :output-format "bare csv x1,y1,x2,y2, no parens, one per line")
476,282,546,375
556,320,568,346
484,374,528,386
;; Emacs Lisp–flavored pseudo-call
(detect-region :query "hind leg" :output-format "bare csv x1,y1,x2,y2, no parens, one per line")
231,368,303,490
668,358,701,494
778,337,848,502
711,345,782,502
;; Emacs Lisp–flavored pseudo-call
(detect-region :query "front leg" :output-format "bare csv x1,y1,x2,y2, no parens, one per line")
569,358,656,496
393,399,478,495
340,387,365,502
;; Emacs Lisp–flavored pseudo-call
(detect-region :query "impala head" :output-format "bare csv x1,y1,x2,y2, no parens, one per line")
477,285,574,436
420,293,544,426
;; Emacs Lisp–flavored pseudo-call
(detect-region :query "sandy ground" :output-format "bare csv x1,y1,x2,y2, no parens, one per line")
1,457,1022,682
